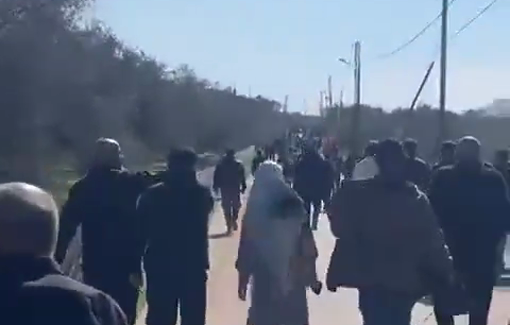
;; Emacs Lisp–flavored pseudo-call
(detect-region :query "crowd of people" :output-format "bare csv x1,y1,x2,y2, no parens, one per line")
2,133,510,325
238,135,510,325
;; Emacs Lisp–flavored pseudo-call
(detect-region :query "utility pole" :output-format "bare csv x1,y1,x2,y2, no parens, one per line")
337,89,344,141
319,91,325,117
327,75,333,107
405,61,435,138
438,0,448,147
350,41,362,157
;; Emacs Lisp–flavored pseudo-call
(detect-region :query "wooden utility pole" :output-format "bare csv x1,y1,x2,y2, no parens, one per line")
410,62,435,112
327,75,333,107
405,61,435,138
337,89,344,141
438,0,448,147
350,41,362,157
319,91,325,117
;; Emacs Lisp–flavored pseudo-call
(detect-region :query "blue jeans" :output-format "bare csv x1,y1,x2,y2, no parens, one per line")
358,288,418,325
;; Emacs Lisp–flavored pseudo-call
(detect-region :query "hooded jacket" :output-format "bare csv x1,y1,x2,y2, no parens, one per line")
327,178,453,295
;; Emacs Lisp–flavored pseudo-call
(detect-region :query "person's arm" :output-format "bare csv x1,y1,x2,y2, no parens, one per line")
212,164,221,192
202,188,214,270
92,292,129,325
488,172,510,231
327,187,350,238
419,161,432,191
239,162,247,193
416,195,454,284
128,194,149,284
427,169,447,229
55,182,85,264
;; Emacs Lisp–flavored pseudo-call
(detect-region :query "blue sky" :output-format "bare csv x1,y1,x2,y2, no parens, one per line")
94,0,509,113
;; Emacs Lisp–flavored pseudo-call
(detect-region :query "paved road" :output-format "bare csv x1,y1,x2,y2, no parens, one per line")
136,203,510,325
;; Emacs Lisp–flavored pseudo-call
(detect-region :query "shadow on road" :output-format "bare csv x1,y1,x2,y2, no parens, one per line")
209,232,232,239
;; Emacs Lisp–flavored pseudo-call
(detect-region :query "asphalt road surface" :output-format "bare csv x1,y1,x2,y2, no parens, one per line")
136,160,510,325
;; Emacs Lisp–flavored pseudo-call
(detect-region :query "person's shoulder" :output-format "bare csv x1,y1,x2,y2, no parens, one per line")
24,274,126,324
338,179,374,193
481,165,506,181
357,156,376,165
141,182,166,197
67,175,89,197
413,157,429,167
433,164,455,176
25,273,101,296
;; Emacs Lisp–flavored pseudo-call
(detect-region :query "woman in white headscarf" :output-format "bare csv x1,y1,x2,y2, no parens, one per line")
236,161,321,325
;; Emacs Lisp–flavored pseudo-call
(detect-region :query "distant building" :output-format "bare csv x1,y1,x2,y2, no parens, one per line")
483,99,510,117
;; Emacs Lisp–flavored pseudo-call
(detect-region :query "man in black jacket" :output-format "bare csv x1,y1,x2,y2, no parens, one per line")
213,149,247,234
293,146,333,230
0,182,127,325
137,148,214,325
55,138,149,325
403,138,431,191
429,136,510,325
492,149,510,276
432,141,457,172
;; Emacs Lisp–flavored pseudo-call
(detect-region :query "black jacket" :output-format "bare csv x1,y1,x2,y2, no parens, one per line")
429,163,510,275
0,256,127,325
293,152,333,200
405,157,431,191
136,171,214,275
56,167,150,276
213,157,247,193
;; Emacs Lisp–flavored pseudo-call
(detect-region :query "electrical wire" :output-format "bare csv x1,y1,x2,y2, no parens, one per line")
375,0,458,60
451,0,501,39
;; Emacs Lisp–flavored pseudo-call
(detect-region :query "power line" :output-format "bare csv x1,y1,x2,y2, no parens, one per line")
375,0,457,60
451,0,501,39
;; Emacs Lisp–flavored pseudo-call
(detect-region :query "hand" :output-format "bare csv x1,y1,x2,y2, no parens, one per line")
238,282,247,301
129,273,143,288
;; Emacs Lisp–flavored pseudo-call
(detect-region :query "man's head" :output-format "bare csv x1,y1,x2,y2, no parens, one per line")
440,141,456,164
494,149,509,169
455,136,481,164
364,141,379,157
0,183,59,257
375,139,407,182
92,138,123,169
167,147,198,173
403,139,418,159
225,149,235,159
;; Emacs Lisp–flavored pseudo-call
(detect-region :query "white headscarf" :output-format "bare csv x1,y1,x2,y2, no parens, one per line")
242,161,307,295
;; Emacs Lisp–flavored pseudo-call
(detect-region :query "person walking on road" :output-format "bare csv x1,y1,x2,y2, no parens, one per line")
55,138,149,325
0,182,127,325
432,141,457,172
327,139,453,325
213,149,247,234
493,149,510,276
293,146,333,230
251,149,266,176
236,161,319,325
137,148,214,325
352,140,379,181
429,136,510,325
403,138,431,191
